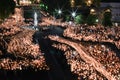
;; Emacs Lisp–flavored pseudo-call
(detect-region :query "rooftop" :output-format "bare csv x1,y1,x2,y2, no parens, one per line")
101,0,120,2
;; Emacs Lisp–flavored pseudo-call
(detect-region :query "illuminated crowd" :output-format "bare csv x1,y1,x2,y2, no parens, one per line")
63,25,120,49
52,42,120,80
0,12,49,70
0,8,120,80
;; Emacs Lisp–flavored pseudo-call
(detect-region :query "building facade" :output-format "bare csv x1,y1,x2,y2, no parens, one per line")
14,0,41,6
100,2,120,23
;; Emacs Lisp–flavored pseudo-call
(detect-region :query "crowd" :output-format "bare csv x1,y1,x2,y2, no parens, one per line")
40,16,120,79
39,17,67,27
63,25,120,49
52,41,120,80
0,13,48,70
0,8,120,79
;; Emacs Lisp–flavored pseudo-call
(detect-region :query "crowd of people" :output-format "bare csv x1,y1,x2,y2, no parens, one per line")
0,11,48,70
63,24,120,49
0,7,120,79
52,41,120,80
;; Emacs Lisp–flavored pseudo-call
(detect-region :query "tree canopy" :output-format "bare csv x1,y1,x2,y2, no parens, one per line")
0,0,16,19
42,0,70,12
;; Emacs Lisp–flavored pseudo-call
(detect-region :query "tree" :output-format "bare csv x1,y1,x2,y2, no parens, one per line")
86,14,97,25
0,0,16,20
92,0,101,7
102,11,112,27
39,2,48,11
74,14,85,24
42,0,70,14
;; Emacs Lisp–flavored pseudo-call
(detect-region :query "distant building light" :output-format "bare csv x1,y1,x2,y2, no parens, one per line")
19,0,32,5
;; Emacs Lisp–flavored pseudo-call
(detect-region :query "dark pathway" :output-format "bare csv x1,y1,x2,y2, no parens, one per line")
33,27,77,80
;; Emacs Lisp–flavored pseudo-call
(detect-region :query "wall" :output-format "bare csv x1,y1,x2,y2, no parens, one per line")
100,2,120,22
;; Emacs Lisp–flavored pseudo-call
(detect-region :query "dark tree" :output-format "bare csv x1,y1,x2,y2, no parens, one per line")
0,0,16,20
86,14,97,25
102,11,112,27
42,0,70,14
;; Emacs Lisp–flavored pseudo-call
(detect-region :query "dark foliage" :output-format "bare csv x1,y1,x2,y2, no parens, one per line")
0,0,16,19
102,11,112,27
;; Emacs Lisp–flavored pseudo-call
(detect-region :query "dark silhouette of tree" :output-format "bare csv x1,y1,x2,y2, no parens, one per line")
102,11,112,27
86,14,97,25
0,0,16,20
42,0,70,13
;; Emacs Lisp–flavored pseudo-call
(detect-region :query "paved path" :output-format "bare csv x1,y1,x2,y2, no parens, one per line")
49,35,116,80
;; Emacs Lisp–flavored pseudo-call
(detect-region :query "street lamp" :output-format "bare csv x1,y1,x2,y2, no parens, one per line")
90,8,95,14
58,9,62,15
86,0,92,6
95,19,99,23
71,12,76,17
105,9,111,12
70,0,75,7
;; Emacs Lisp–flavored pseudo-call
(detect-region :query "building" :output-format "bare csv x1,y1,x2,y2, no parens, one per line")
14,0,41,6
19,0,31,5
100,2,120,23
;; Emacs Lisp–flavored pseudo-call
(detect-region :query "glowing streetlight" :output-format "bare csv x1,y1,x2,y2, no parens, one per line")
88,0,92,4
95,19,99,23
91,9,95,12
90,9,96,14
86,0,92,6
105,9,111,12
71,12,76,17
70,0,75,7
58,9,62,14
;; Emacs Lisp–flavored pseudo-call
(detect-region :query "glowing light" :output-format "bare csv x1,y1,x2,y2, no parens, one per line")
96,19,99,23
90,9,96,14
86,0,92,6
70,0,75,7
115,23,118,26
105,9,111,12
58,10,62,14
19,0,32,5
88,0,91,4
91,9,95,12
71,12,76,17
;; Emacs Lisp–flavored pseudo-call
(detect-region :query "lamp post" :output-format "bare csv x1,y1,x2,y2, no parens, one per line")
71,11,76,22
57,9,62,18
